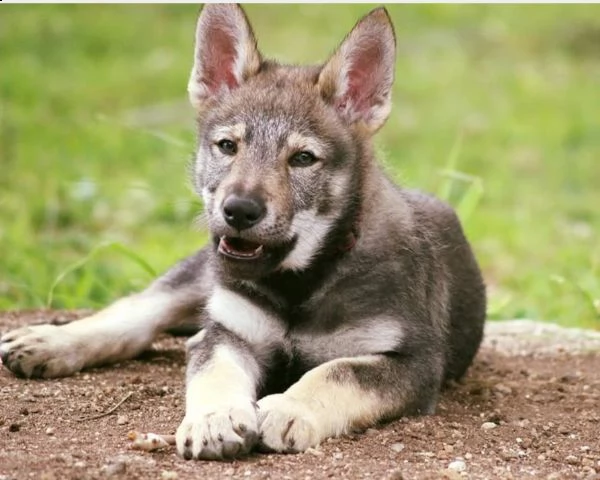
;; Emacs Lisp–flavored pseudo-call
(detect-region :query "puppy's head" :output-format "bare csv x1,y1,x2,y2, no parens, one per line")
189,5,396,279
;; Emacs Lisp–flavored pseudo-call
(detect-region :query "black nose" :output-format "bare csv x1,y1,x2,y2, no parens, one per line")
222,194,266,231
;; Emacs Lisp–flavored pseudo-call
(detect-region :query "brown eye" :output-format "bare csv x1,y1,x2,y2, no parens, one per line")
217,139,237,155
289,151,317,167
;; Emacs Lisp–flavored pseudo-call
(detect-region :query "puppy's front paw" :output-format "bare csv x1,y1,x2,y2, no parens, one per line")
257,394,321,453
0,325,84,378
176,403,258,460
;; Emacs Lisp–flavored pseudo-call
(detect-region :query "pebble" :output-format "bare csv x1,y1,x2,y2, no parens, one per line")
102,460,127,477
116,415,128,425
448,459,467,472
390,442,405,453
46,427,55,436
161,471,178,480
565,455,579,466
387,470,404,480
305,447,324,457
481,422,497,430
494,384,513,395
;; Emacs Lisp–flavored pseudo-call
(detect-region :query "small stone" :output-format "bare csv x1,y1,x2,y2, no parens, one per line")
565,455,579,466
333,452,343,460
481,422,497,430
102,460,126,477
305,447,324,457
116,415,128,425
46,427,55,436
390,442,405,453
494,384,513,395
559,374,578,384
500,450,517,461
39,472,57,480
19,407,29,416
448,460,467,472
9,423,21,432
161,471,178,480
387,470,404,480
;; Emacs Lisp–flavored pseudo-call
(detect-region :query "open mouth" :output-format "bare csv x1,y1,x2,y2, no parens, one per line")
218,236,264,260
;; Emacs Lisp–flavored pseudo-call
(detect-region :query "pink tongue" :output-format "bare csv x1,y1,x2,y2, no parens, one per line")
222,237,262,255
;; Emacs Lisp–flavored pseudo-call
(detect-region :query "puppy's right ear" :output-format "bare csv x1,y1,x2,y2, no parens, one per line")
188,4,262,111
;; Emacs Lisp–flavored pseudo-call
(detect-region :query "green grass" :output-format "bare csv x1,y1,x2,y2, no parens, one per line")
1,5,599,328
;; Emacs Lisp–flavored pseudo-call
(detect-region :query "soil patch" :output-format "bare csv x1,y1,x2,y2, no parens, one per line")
1,311,599,480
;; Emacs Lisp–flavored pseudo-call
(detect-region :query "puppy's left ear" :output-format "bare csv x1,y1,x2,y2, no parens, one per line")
318,7,396,133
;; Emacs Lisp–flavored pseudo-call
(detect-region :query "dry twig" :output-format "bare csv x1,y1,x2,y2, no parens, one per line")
75,392,133,422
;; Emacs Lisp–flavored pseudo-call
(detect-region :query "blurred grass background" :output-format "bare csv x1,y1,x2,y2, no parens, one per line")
0,5,599,328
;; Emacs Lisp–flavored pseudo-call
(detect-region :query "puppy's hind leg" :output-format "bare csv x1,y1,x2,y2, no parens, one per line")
0,249,211,378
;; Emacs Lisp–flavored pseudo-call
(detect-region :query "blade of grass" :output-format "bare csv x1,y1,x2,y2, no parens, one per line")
438,130,464,203
550,274,600,321
439,169,484,224
46,241,157,308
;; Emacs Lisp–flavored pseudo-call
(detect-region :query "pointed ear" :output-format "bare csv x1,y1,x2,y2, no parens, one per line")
188,4,262,111
318,7,396,133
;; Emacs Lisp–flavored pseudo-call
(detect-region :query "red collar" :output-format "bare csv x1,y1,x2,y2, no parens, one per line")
338,227,359,253
334,209,361,253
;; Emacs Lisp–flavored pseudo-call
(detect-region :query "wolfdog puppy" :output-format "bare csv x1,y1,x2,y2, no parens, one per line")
1,4,486,460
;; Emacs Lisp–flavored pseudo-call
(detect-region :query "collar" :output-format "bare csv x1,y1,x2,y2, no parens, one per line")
337,214,361,253
338,230,358,252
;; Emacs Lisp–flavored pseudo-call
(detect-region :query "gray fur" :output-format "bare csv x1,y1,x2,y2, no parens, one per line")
0,4,485,461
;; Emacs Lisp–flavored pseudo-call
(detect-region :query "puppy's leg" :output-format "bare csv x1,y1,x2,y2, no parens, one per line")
257,353,443,453
176,286,286,460
0,249,211,378
176,326,262,460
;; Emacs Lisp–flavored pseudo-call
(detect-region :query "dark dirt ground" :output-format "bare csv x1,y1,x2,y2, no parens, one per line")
1,311,599,480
